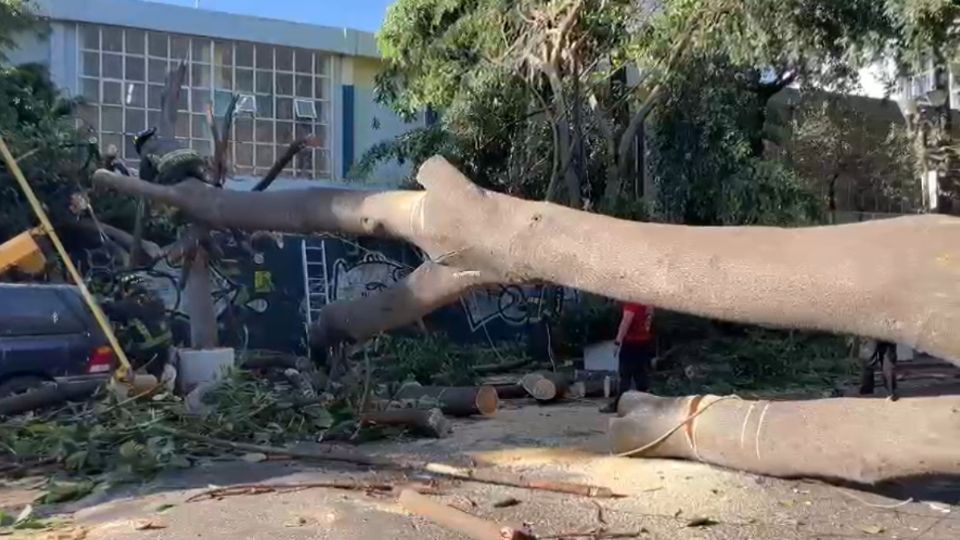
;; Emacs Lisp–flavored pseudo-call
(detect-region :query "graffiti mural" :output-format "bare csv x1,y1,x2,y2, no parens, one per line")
67,228,581,356
70,230,307,353
330,253,411,302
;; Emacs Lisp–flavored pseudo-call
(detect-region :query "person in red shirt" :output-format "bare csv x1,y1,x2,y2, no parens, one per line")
602,302,655,412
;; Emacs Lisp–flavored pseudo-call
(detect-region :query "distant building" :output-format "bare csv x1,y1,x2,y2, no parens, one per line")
897,58,959,110
7,0,420,188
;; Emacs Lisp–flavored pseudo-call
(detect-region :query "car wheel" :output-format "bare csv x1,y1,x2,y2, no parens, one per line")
0,376,48,398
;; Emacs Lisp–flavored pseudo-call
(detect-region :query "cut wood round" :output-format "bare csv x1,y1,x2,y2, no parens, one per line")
361,408,450,438
394,384,499,417
520,371,570,402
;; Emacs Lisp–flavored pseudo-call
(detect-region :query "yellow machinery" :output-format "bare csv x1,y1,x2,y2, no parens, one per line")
0,226,47,275
0,136,133,380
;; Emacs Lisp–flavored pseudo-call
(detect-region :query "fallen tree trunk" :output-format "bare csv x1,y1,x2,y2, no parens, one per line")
361,408,450,438
609,391,960,484
394,384,499,417
93,157,960,363
490,383,529,400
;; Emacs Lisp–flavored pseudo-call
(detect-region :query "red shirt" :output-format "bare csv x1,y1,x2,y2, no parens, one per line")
622,303,654,343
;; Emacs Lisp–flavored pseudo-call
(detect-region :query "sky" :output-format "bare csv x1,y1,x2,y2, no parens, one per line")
141,0,395,32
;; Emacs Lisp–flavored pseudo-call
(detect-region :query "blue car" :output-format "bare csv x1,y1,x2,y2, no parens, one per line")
0,283,115,397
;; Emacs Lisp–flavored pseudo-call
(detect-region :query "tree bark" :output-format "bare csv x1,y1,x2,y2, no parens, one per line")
489,383,529,400
94,157,960,363
310,262,480,348
184,243,218,349
394,384,500,417
609,392,960,484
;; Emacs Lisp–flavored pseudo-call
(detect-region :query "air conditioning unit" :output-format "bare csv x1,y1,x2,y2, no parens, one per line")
294,98,317,119
236,94,256,115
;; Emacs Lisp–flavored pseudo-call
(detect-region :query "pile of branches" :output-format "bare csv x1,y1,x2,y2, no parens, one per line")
0,370,347,492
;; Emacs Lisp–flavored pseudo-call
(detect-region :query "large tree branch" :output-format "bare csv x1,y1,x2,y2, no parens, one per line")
93,170,422,241
253,136,320,192
310,262,486,348
97,158,960,361
62,219,162,262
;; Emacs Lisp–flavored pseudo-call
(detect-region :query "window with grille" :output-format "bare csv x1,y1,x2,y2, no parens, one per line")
75,23,333,179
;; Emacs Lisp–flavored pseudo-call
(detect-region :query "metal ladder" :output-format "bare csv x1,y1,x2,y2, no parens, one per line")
300,238,330,326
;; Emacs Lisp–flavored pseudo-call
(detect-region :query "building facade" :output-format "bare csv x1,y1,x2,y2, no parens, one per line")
8,0,418,187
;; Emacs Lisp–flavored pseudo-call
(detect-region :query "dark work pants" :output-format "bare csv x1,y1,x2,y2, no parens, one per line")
618,341,654,395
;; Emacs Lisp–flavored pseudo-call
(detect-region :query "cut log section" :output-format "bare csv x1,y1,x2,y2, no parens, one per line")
609,391,960,484
361,408,450,438
394,384,499,417
520,372,570,402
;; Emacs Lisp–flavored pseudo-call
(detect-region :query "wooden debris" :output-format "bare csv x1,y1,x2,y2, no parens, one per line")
0,380,103,417
493,497,522,508
186,481,396,502
155,426,390,467
399,489,536,540
133,519,167,530
394,383,500,417
361,408,450,438
424,463,621,499
490,383,529,400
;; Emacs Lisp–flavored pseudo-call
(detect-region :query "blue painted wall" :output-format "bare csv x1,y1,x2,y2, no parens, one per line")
341,85,355,178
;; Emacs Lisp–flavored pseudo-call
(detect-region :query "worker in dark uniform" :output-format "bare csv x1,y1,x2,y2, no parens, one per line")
99,275,172,379
859,339,898,400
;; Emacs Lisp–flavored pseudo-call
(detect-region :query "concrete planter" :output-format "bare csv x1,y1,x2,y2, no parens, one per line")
175,347,235,395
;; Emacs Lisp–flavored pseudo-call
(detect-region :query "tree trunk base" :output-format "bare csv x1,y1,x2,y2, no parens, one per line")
609,392,960,484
